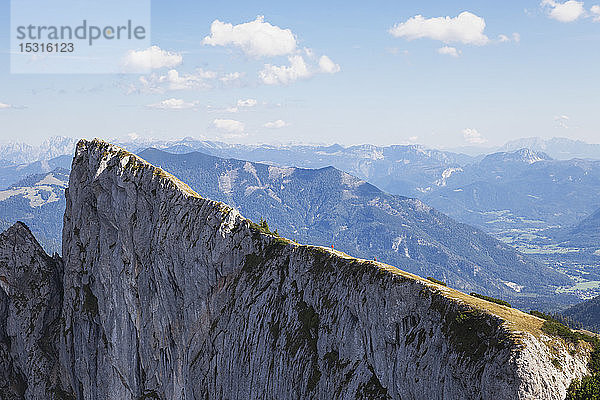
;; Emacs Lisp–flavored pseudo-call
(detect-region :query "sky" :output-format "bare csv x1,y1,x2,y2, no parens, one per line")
0,0,599,149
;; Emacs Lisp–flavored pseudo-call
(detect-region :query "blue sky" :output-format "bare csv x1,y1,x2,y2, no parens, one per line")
0,0,599,148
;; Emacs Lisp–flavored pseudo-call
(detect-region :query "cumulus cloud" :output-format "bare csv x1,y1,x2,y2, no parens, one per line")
220,72,244,84
463,128,487,144
122,46,183,72
263,119,289,128
133,68,221,93
212,119,245,135
203,16,297,57
498,32,521,43
554,114,570,128
146,98,197,110
259,53,340,85
437,46,461,57
259,55,312,85
498,34,510,43
389,12,490,45
541,0,585,22
237,98,257,108
592,5,600,21
318,55,341,73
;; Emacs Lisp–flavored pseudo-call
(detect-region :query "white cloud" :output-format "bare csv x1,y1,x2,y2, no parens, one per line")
237,98,257,108
122,46,183,72
591,5,600,21
136,68,217,93
498,34,510,43
389,12,490,45
146,98,197,110
463,128,487,144
203,16,297,57
541,0,585,22
212,119,245,135
264,119,289,128
498,32,521,43
437,46,461,57
0,103,13,109
260,55,312,85
220,72,244,83
408,136,419,143
318,55,341,73
259,54,339,85
554,114,570,128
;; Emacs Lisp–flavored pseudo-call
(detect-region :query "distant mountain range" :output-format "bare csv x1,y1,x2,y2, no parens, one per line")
0,154,71,189
422,149,600,234
0,168,68,253
0,136,77,164
547,206,600,251
139,148,571,307
499,137,600,160
561,296,600,333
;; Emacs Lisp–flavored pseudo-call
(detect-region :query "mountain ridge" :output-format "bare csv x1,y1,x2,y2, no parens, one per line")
138,147,570,305
0,138,593,399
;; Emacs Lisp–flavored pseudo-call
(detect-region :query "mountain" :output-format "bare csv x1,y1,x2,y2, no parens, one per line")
0,154,72,189
560,207,600,249
0,222,65,398
0,136,77,164
422,149,600,235
562,296,600,333
500,137,600,160
0,137,476,199
1,138,589,399
0,147,572,307
0,168,68,253
157,142,475,198
138,148,570,307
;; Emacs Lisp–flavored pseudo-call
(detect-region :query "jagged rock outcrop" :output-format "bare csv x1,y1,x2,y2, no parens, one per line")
56,139,591,399
0,139,593,399
0,222,68,399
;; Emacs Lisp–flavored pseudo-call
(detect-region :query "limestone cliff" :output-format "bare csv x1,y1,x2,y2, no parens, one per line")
0,222,67,399
0,139,594,399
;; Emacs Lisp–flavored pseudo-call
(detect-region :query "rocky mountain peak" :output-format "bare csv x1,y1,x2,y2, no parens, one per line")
0,138,594,399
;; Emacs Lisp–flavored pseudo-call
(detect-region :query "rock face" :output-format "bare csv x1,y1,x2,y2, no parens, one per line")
0,139,593,399
138,148,568,305
0,222,67,399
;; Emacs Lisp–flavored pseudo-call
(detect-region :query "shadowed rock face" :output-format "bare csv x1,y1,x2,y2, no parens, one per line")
0,139,592,399
0,222,68,399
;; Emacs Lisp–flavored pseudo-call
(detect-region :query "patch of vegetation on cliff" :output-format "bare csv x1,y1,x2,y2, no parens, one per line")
426,276,446,286
284,297,321,392
52,388,76,400
82,283,98,316
250,218,279,237
566,374,600,400
324,349,350,372
431,295,513,363
469,292,511,308
355,366,390,400
531,311,599,347
534,309,600,396
137,390,160,399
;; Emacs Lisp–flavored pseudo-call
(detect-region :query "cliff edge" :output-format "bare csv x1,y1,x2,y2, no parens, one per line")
0,138,592,399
